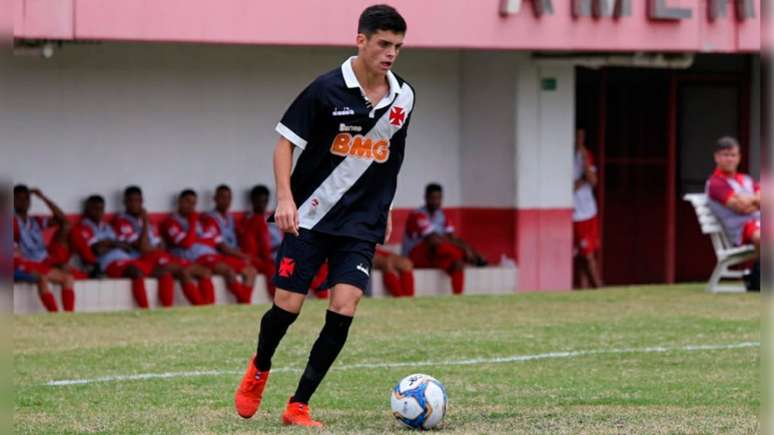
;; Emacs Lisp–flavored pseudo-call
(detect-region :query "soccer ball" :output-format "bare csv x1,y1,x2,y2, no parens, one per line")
390,373,448,430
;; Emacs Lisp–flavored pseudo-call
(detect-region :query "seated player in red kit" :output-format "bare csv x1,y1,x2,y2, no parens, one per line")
201,184,258,302
161,189,252,304
13,185,77,312
240,185,278,297
112,186,208,306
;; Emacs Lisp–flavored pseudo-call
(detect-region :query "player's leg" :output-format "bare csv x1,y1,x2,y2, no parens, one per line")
47,268,76,312
212,259,251,304
374,252,402,297
183,263,210,305
235,229,327,419
35,273,59,312
392,254,415,297
283,237,372,427
123,263,150,309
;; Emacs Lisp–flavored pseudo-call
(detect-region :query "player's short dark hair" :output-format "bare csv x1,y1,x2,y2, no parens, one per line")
86,194,105,205
124,185,142,197
425,183,443,195
358,4,407,36
13,184,29,195
716,136,740,152
180,189,197,199
250,185,270,200
215,184,231,194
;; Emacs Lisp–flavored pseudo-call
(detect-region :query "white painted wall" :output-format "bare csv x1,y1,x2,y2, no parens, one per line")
514,62,575,209
1,43,463,214
459,51,521,208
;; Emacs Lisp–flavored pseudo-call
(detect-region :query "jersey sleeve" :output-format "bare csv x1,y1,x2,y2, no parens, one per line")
12,218,19,243
707,176,735,204
406,211,434,238
275,79,322,150
162,219,186,246
70,224,97,264
200,215,223,245
113,218,139,243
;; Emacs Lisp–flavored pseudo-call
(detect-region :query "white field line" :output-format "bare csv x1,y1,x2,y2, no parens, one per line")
43,341,759,387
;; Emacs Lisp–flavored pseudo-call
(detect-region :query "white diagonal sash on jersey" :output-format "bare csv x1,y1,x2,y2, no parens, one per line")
297,83,414,229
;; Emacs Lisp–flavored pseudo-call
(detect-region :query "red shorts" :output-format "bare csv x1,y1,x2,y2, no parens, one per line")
195,254,249,272
741,219,760,245
409,239,465,272
14,258,55,276
573,216,600,256
105,259,154,278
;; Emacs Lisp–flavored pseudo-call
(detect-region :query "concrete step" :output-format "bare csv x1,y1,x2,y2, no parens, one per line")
13,267,518,314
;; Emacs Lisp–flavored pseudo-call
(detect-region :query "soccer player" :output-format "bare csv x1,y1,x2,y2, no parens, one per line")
573,129,602,289
113,186,206,306
402,183,485,294
13,185,76,312
373,246,414,297
240,185,278,297
706,137,760,247
234,5,414,427
161,189,252,304
70,195,156,308
202,184,258,300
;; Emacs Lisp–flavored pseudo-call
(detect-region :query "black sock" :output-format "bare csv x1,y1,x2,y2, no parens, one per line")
290,310,353,404
254,304,299,371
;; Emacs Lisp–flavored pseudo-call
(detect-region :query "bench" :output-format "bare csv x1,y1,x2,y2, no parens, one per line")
683,193,757,293
13,267,518,314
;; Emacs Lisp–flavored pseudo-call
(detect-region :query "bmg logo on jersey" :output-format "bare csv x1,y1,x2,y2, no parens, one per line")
330,133,390,163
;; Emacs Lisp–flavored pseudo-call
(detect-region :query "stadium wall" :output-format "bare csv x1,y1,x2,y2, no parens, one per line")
5,43,577,290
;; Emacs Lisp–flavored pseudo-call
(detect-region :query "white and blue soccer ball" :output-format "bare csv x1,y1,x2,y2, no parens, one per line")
390,373,448,430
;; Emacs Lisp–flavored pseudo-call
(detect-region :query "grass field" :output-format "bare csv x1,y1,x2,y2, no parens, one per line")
15,284,760,434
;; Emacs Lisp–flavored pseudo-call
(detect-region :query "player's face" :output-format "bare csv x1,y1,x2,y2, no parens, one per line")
14,191,30,213
714,146,740,173
215,189,232,212
425,191,443,212
575,129,586,149
179,195,197,215
85,201,104,222
124,193,143,215
357,30,404,74
253,193,269,213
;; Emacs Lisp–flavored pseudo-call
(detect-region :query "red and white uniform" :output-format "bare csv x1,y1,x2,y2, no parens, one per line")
71,218,154,277
112,212,176,267
13,214,69,275
161,213,224,268
573,148,599,256
401,207,454,257
706,169,760,246
200,212,251,272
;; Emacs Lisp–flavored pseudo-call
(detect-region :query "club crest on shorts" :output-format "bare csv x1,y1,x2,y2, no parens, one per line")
279,258,296,278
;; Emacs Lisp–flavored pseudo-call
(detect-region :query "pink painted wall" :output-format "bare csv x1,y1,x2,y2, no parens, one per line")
15,0,759,52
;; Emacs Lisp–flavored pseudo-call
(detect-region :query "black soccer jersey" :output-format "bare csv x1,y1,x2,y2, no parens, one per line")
274,56,415,243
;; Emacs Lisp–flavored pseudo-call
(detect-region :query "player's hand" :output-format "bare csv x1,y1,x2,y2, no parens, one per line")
140,208,149,223
187,212,198,223
275,197,299,236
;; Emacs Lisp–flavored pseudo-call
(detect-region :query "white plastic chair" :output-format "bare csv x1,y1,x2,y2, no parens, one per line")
683,193,757,293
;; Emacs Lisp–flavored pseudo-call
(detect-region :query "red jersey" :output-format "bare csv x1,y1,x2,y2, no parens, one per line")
240,212,273,262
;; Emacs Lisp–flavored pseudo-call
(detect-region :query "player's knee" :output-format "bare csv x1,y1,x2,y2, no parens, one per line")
273,290,304,314
125,266,143,279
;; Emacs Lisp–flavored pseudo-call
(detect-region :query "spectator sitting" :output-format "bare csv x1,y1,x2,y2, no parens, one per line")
239,185,278,297
705,136,759,290
202,184,258,300
112,185,207,306
402,183,487,294
160,189,252,304
13,185,77,312
70,195,155,309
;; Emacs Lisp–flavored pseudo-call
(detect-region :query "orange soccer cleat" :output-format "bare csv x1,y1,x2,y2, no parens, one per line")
282,400,323,428
234,355,270,419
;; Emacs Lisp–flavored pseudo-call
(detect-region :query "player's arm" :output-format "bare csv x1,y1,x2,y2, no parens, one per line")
273,137,299,236
136,210,154,254
30,188,68,226
726,194,758,214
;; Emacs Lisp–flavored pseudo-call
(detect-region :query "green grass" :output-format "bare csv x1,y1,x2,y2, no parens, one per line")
15,284,760,434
